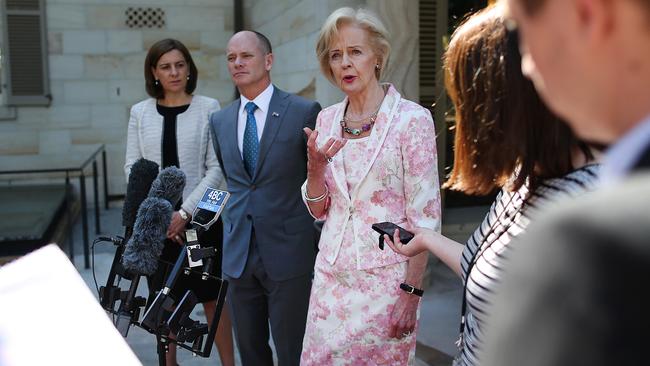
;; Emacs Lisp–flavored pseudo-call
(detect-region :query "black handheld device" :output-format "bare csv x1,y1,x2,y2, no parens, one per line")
371,222,414,250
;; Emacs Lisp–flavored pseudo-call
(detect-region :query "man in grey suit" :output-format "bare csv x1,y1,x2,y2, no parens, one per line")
209,30,321,366
482,1,650,365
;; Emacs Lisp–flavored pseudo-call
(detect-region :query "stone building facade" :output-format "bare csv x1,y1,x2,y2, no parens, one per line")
0,0,431,205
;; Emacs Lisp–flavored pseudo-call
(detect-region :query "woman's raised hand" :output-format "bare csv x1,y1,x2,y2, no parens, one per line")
304,127,346,175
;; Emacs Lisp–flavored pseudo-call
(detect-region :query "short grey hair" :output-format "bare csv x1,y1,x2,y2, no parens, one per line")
315,7,391,85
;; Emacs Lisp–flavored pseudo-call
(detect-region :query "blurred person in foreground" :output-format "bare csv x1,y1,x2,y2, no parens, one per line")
124,38,234,366
300,7,441,364
384,5,599,365
479,0,650,365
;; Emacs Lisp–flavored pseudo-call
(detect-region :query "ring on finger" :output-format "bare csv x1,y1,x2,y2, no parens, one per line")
327,156,333,163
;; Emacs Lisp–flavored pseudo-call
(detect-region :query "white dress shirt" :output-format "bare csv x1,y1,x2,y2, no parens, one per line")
237,83,274,158
602,114,650,184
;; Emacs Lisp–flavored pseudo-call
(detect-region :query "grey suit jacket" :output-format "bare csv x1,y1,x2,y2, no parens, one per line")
209,86,321,281
482,146,650,366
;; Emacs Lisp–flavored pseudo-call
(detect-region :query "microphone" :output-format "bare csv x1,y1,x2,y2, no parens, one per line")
141,187,229,338
121,167,186,276
122,158,160,232
111,167,185,336
121,197,173,276
147,166,186,208
97,236,124,246
100,158,157,303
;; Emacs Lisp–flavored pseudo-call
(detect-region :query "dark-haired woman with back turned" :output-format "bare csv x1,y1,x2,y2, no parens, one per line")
384,5,600,366
124,38,234,366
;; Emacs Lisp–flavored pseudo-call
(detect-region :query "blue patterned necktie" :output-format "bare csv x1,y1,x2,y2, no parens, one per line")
243,101,259,176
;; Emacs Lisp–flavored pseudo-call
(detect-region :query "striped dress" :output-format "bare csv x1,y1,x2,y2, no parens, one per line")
455,164,601,366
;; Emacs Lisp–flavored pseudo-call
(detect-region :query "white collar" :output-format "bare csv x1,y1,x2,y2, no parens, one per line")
602,114,650,184
239,83,274,114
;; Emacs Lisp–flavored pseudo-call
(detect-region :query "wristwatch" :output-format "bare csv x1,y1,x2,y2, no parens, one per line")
178,208,190,221
400,283,424,297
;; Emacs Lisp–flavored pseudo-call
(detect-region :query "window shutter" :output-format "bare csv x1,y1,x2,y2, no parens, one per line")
419,0,448,189
2,0,50,105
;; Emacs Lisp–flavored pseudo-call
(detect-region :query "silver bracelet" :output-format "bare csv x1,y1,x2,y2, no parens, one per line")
305,185,329,202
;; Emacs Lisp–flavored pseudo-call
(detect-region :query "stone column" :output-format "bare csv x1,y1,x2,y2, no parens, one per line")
365,0,419,102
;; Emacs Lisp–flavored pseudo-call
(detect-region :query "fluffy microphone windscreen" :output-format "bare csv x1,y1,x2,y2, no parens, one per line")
121,197,173,276
121,158,159,228
148,166,186,207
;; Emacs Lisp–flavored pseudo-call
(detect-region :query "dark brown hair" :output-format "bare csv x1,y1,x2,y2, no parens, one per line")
443,5,591,195
144,38,198,99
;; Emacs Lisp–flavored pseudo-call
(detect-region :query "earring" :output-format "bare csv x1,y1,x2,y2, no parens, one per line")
375,64,380,70
187,75,190,80
155,79,160,86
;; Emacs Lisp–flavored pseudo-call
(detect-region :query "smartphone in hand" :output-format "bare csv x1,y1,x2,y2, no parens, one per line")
371,222,414,250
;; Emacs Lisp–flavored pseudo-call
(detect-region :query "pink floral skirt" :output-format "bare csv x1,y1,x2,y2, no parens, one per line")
300,256,417,365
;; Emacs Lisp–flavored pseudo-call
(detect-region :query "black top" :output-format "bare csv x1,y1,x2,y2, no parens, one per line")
149,102,224,304
156,103,190,169
456,164,601,366
634,142,650,170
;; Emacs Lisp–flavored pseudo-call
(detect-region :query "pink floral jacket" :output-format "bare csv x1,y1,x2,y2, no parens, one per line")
302,84,442,270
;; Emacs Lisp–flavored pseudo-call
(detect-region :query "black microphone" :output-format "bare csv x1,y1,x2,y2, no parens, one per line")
122,158,160,232
141,187,229,337
111,167,185,337
97,236,124,246
101,158,158,294
121,167,186,276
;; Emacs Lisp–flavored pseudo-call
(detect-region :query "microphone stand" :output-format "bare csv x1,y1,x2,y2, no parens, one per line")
97,229,227,366
99,187,230,366
140,227,227,366
141,243,187,366
98,228,147,337
99,228,130,310
141,243,188,335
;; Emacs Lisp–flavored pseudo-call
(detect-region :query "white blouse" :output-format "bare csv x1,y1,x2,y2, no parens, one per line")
124,95,226,213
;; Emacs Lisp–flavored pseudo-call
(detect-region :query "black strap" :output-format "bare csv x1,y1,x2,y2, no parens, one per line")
400,283,424,297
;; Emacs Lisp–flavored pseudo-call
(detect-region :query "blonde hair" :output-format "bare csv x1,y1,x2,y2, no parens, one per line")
316,7,391,85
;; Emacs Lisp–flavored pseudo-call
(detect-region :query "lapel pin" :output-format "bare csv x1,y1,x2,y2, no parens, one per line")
272,112,280,117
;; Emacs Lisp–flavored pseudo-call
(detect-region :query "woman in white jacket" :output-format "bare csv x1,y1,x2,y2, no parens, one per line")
124,38,233,366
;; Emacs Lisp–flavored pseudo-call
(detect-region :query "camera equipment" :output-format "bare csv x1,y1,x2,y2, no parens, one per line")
98,158,159,336
140,187,230,364
98,170,229,365
98,165,185,339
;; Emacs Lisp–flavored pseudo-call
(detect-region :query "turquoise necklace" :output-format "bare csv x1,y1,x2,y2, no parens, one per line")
340,112,377,136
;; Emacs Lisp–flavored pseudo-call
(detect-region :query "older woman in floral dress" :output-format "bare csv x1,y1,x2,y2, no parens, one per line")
300,7,441,365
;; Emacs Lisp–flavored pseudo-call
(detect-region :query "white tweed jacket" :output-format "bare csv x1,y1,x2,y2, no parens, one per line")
124,95,226,213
